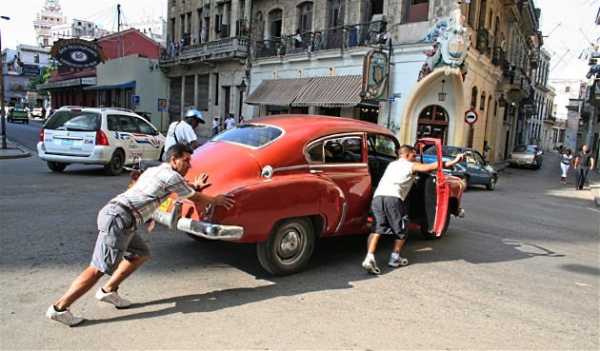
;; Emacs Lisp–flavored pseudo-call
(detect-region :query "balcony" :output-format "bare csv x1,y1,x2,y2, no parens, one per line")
492,47,506,67
254,20,387,60
160,37,249,67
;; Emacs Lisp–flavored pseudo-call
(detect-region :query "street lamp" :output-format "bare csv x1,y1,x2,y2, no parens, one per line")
1,15,11,150
438,79,447,102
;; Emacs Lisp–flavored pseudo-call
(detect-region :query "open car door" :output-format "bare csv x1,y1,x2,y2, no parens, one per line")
415,138,450,238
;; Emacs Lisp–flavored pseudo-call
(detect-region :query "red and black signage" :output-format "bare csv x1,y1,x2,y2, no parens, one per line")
50,39,106,69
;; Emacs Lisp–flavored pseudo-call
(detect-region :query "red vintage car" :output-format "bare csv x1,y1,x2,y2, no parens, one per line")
153,115,465,275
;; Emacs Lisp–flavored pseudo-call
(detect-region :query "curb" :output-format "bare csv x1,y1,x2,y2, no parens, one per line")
0,140,32,160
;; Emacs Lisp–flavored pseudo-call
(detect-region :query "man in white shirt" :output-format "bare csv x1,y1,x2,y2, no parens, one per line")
163,109,204,160
225,114,236,130
362,145,463,274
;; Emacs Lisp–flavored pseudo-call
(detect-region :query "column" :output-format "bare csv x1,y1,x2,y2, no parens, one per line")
244,0,251,24
230,0,239,38
193,74,198,108
180,75,186,119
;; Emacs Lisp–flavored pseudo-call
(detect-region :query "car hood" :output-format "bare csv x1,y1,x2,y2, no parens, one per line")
511,152,534,159
186,141,262,196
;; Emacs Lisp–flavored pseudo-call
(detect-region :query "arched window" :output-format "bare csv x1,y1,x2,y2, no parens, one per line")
480,91,486,111
268,9,283,39
471,86,478,110
404,0,429,23
417,105,449,143
297,2,313,34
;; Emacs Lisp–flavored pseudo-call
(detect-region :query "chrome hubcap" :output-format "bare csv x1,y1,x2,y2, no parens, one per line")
278,230,301,259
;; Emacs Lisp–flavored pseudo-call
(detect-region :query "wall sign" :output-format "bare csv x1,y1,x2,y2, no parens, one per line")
50,39,106,69
362,50,389,101
465,109,478,125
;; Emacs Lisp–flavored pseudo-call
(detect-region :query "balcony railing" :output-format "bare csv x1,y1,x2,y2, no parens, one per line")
476,28,490,55
254,20,387,59
161,37,248,64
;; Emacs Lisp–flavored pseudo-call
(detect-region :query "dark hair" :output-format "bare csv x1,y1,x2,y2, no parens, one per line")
165,143,193,161
399,144,415,155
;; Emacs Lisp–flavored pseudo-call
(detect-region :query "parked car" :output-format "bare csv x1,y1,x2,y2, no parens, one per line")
151,115,466,275
508,145,543,169
37,106,165,175
7,104,29,124
30,107,45,119
422,146,498,190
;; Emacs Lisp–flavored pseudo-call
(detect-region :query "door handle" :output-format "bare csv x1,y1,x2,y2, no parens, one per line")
310,169,323,174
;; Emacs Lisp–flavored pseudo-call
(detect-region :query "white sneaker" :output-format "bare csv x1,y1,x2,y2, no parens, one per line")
46,305,85,327
388,253,409,268
95,288,132,309
361,256,381,275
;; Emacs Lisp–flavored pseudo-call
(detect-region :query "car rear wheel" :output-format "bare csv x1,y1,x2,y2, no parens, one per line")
104,149,125,176
486,176,497,191
47,161,67,173
257,218,315,276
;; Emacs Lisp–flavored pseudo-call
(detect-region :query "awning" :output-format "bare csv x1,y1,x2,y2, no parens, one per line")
37,77,97,90
84,80,136,91
292,75,363,108
245,78,311,106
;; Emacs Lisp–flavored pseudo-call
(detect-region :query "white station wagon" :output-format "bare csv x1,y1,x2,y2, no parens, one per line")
37,107,165,175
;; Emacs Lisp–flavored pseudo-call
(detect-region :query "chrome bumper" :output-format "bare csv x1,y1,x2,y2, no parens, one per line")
151,201,244,241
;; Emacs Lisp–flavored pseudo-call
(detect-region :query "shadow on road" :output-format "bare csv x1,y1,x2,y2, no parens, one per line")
560,263,600,277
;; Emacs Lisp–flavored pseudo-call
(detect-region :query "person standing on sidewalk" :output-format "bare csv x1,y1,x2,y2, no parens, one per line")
560,149,573,184
361,145,463,274
46,144,235,326
574,144,595,190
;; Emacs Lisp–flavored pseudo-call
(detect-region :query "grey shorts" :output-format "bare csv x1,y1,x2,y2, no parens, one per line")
91,203,150,275
371,196,408,240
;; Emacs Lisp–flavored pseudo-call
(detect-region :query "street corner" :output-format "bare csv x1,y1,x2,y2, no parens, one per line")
0,140,31,160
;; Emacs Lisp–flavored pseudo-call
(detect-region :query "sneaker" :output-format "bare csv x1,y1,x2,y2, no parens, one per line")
95,288,132,309
388,254,409,268
46,305,84,327
361,256,381,275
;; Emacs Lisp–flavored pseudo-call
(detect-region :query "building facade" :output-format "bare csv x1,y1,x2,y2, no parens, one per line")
160,0,252,139
49,18,111,44
526,48,551,145
1,45,51,107
33,0,67,48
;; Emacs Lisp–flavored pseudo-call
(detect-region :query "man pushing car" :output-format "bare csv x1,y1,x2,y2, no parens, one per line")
46,143,235,326
362,144,463,274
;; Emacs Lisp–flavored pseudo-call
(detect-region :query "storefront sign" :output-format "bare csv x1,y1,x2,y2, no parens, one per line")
362,50,388,101
50,39,106,69
20,64,41,77
465,109,478,125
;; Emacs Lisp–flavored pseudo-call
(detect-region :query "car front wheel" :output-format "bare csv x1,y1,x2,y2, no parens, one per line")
104,149,125,176
47,161,67,173
257,218,315,276
486,176,497,191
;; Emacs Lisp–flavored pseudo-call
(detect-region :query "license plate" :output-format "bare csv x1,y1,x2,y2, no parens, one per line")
61,140,73,146
159,198,172,212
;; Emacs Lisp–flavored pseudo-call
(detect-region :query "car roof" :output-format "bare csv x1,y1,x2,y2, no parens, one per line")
56,106,141,116
250,114,395,138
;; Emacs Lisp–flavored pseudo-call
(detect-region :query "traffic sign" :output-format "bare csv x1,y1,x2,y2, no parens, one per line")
132,95,140,106
465,109,478,125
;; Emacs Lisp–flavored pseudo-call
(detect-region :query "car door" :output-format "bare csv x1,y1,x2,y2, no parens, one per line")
464,151,485,184
133,116,162,160
415,138,449,237
472,151,491,183
306,133,371,235
111,114,143,164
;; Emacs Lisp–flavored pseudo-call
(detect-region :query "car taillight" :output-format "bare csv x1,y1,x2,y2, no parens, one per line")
95,130,109,146
39,129,45,142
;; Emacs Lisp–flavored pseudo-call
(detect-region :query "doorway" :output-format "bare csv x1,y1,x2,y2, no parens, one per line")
416,105,449,144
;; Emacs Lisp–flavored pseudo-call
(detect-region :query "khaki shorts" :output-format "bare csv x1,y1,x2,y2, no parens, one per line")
90,203,150,275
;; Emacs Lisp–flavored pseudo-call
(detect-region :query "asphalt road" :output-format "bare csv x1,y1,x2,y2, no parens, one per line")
3,119,43,150
0,150,598,349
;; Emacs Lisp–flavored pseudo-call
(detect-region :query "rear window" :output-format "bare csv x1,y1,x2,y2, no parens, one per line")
45,111,100,131
212,124,283,148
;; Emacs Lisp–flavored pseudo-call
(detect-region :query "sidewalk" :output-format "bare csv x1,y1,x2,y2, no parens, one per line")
591,177,600,207
0,140,31,160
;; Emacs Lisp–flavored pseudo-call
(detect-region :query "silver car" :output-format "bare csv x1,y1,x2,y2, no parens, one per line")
508,145,543,169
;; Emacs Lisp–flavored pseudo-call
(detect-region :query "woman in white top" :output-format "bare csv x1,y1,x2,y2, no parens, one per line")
560,149,573,184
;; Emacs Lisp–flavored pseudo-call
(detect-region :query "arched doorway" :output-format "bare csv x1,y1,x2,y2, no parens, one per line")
417,105,449,144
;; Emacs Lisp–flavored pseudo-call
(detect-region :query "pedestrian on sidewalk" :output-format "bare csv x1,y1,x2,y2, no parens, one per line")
225,113,236,130
212,116,221,136
163,108,205,160
46,144,235,326
361,145,463,274
574,144,595,190
560,149,573,184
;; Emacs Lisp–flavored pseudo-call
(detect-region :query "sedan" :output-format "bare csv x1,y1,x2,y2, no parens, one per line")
508,145,543,169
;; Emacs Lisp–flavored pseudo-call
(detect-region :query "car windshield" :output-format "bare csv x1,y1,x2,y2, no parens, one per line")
424,145,462,157
514,145,537,153
212,124,283,148
45,110,100,131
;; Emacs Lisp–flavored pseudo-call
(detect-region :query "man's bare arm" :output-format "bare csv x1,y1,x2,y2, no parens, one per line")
411,154,464,173
189,191,235,210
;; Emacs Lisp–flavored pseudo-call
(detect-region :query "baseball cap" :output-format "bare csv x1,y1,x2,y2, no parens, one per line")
185,108,205,124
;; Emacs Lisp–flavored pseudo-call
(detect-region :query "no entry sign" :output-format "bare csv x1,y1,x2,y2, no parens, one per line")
465,109,478,125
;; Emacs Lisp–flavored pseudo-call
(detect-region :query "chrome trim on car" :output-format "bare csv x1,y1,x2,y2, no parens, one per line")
335,201,348,233
152,202,243,241
310,163,368,169
303,132,365,163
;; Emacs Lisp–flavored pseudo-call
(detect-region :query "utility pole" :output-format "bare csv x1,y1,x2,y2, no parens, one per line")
0,16,10,150
117,4,122,33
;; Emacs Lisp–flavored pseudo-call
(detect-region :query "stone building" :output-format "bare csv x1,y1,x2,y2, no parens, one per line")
526,48,551,145
160,0,252,140
33,0,67,48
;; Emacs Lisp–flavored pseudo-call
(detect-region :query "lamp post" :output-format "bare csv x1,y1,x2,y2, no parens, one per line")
1,15,11,150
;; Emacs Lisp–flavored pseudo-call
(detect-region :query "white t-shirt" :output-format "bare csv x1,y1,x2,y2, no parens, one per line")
225,117,236,130
164,120,198,156
373,158,416,201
